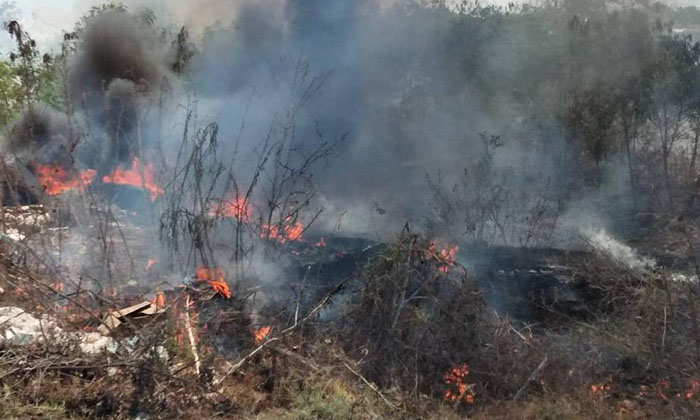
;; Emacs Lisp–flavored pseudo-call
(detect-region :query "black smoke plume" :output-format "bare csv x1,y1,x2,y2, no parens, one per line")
68,10,166,172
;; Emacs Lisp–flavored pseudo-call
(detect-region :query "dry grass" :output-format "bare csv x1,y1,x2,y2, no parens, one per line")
2,231,700,419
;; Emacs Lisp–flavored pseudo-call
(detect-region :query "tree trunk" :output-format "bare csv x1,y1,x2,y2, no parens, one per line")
689,121,700,181
621,106,637,205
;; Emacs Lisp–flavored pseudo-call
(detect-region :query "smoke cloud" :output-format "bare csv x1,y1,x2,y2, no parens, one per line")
68,9,168,171
7,104,75,165
3,0,652,248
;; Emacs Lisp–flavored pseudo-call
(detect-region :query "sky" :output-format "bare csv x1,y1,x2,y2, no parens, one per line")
2,0,700,55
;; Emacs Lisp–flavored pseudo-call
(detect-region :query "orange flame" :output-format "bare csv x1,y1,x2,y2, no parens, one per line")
253,325,271,344
36,164,96,195
211,196,251,221
102,157,163,201
262,219,303,243
152,292,166,310
656,379,670,402
589,376,613,399
315,237,327,247
443,363,474,404
195,266,232,299
429,242,458,273
146,258,157,270
590,383,610,395
685,380,700,400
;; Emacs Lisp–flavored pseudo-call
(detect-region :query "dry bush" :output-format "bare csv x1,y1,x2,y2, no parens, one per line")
339,232,484,398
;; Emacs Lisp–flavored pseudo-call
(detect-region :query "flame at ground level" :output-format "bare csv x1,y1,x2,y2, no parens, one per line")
429,242,459,273
102,157,163,201
212,198,305,244
210,196,252,221
195,266,231,299
443,363,474,404
262,220,303,243
253,325,271,344
36,164,96,196
152,292,166,310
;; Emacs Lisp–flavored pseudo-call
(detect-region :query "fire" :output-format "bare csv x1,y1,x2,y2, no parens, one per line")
211,196,251,221
315,237,327,247
685,380,700,400
262,219,303,243
589,377,613,399
152,292,166,310
656,378,670,402
253,325,271,344
146,258,157,270
590,383,610,395
429,242,458,273
638,384,649,397
443,363,475,404
102,157,163,201
195,266,231,299
36,164,96,195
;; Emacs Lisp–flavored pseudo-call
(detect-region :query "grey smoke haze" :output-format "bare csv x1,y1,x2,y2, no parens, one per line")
4,0,654,243
2,0,575,241
173,0,570,237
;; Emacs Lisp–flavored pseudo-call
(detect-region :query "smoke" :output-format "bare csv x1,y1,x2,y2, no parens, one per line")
584,228,656,271
2,1,662,256
6,104,75,164
176,1,497,230
67,9,168,171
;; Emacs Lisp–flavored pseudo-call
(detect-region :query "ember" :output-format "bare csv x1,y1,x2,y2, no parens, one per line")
253,325,271,344
195,266,232,298
443,363,474,404
102,157,163,201
36,164,96,195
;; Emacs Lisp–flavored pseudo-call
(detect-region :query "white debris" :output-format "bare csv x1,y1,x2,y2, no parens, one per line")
0,307,59,345
77,331,113,354
0,307,113,354
670,273,699,283
3,228,25,241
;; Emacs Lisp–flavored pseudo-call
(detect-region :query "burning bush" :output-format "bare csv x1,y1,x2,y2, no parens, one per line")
339,232,484,400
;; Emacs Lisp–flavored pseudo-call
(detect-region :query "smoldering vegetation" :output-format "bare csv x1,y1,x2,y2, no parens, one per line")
2,0,700,419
